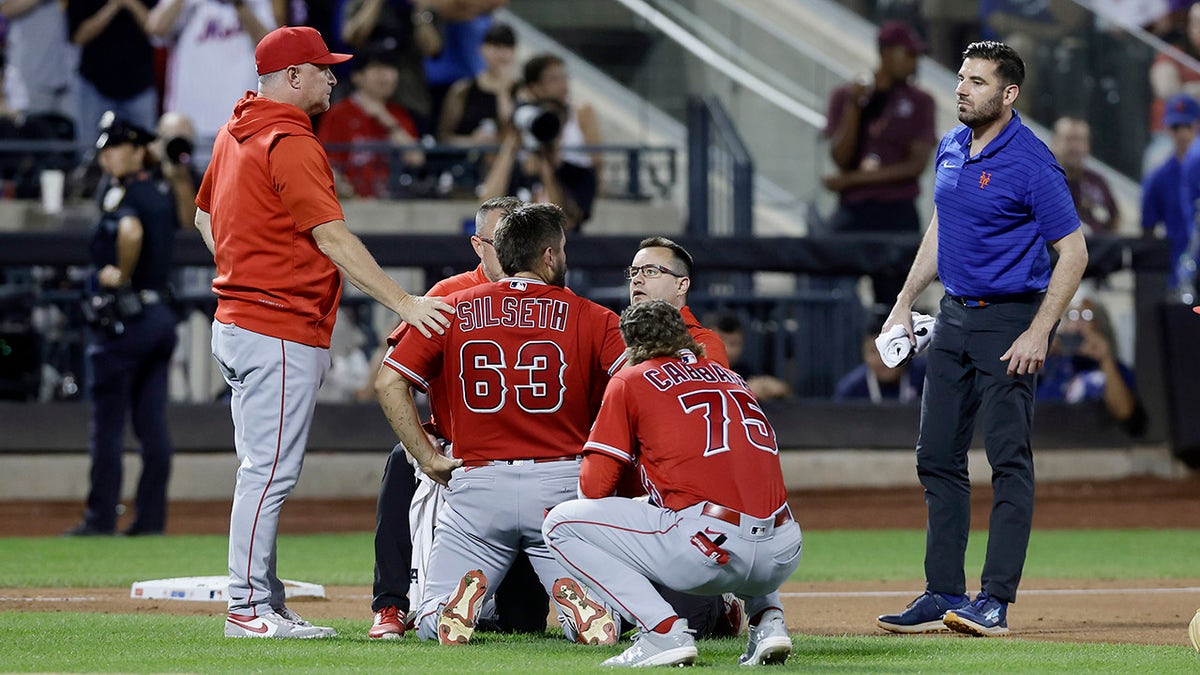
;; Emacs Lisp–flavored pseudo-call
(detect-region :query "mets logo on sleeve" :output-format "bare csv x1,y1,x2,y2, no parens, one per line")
978,171,992,189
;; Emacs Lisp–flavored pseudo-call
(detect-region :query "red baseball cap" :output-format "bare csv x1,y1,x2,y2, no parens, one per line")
255,26,351,75
877,21,927,55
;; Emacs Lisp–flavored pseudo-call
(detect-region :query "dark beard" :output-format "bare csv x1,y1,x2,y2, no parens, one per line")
549,260,567,288
958,91,1004,129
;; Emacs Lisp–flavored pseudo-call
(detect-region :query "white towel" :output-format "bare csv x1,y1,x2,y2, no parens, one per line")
875,312,937,368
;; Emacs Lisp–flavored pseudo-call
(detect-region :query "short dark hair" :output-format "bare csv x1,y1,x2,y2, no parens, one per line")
494,203,565,276
962,41,1025,88
474,196,523,234
637,236,694,278
706,310,743,335
483,22,516,47
620,300,702,366
523,53,564,87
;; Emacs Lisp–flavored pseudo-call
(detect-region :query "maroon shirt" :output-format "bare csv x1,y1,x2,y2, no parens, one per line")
1066,168,1119,234
824,80,936,204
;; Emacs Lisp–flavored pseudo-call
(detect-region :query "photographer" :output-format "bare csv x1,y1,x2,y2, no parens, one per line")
477,97,596,231
1038,293,1146,435
152,111,199,229
65,113,179,536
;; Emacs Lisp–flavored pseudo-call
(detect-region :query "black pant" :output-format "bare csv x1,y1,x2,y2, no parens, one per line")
85,303,177,533
917,295,1043,603
372,443,549,630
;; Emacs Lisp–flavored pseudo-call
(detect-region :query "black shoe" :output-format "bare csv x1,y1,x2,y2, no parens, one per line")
62,522,114,537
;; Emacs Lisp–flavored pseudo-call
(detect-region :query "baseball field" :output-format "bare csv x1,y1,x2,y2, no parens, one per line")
2,475,1198,672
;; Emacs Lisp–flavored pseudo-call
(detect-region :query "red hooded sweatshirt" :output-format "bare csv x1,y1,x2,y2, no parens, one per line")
197,92,346,348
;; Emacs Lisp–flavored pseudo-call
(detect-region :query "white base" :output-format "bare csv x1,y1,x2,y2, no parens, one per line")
130,576,326,603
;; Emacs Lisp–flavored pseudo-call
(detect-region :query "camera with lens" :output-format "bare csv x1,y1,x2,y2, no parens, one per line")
512,100,564,151
163,136,194,165
81,288,143,337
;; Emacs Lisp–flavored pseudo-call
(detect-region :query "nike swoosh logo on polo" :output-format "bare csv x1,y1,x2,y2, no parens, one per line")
941,161,958,168
227,616,270,634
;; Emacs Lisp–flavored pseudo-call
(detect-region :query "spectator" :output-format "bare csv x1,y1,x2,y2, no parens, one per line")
520,53,603,194
1039,294,1145,435
341,0,441,134
150,111,199,230
980,0,1087,118
1051,116,1120,234
317,48,425,198
920,1,981,71
1,0,78,126
823,21,936,311
437,21,516,147
146,0,276,143
68,0,159,137
707,311,790,401
423,0,507,130
477,98,594,231
1142,93,1200,289
833,331,926,403
1150,4,1200,138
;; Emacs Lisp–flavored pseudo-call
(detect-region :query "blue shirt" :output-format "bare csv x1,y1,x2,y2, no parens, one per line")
933,111,1081,297
1141,154,1191,285
424,15,490,87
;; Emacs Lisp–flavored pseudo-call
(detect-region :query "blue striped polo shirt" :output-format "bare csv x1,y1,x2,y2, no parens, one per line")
933,111,1081,297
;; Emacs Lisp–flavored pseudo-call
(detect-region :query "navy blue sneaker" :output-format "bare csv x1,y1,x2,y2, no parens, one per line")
943,591,1009,637
877,591,970,634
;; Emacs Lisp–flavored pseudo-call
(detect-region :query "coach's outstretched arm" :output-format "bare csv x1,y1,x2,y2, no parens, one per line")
311,219,454,338
375,364,461,486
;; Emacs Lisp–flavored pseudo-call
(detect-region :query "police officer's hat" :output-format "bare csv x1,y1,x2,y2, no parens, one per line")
95,111,155,151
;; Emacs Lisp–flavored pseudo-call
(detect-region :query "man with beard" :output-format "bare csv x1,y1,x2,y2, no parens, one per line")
874,41,1087,638
375,203,626,646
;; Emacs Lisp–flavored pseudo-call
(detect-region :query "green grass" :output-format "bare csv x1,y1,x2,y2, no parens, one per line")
0,613,1195,673
2,529,1198,672
3,529,1199,588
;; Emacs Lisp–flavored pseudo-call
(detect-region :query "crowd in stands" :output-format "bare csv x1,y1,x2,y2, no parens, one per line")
0,0,608,226
0,0,1175,415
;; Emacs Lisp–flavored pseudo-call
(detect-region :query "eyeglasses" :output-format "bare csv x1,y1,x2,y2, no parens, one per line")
624,264,686,280
475,236,494,247
1066,308,1094,322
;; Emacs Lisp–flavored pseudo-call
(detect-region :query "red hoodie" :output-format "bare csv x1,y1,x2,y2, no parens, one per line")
197,92,346,348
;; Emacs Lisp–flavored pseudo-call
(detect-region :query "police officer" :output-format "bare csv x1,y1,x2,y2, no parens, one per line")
65,113,179,537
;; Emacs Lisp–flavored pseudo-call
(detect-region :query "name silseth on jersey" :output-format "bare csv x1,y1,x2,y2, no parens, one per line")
456,296,571,333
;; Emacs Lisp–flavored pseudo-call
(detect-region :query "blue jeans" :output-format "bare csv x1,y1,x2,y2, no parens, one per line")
76,76,157,150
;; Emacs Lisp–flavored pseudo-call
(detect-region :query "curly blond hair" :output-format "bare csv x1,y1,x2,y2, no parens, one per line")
620,300,703,366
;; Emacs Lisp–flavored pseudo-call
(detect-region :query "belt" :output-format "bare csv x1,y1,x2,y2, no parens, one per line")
947,291,1043,308
460,454,581,468
701,502,792,528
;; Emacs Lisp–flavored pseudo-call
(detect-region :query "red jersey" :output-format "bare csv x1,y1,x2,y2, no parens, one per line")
386,264,490,439
384,278,626,463
197,93,345,348
317,97,419,198
681,305,728,368
583,351,787,518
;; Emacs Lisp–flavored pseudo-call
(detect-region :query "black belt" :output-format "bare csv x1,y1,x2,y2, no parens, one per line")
947,291,1043,308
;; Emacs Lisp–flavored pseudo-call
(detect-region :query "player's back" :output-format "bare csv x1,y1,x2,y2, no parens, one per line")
420,278,624,463
620,352,787,519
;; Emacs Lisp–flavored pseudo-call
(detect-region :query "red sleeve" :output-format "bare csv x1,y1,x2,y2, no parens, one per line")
691,327,729,368
269,135,345,232
579,452,626,499
823,85,847,138
382,323,446,392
